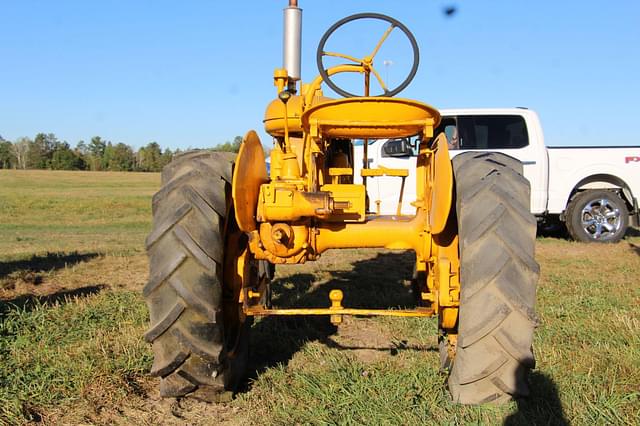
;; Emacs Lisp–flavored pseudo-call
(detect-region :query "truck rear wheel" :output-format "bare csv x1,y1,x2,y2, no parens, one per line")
447,152,539,404
144,151,251,402
565,189,629,243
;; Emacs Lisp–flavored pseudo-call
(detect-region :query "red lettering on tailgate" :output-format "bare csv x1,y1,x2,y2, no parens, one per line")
625,156,640,164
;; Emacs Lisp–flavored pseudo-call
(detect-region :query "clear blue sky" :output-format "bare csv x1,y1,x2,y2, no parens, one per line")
1,0,638,149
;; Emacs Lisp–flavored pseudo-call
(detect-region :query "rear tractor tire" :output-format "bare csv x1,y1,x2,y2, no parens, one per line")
143,150,255,402
446,152,539,404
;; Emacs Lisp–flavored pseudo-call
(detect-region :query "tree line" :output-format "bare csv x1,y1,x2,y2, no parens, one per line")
0,133,244,172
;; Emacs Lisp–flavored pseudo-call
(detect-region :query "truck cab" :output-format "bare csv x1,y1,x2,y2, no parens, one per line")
357,108,548,215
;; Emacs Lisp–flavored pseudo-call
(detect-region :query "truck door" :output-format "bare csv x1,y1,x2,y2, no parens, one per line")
447,114,547,214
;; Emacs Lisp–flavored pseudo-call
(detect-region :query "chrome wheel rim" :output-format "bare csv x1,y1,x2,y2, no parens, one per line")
581,198,622,240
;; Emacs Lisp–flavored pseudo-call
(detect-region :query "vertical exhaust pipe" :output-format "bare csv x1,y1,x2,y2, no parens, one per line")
283,0,302,82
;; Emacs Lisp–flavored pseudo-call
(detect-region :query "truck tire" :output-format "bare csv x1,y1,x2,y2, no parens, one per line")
144,150,250,402
565,189,629,243
447,152,539,404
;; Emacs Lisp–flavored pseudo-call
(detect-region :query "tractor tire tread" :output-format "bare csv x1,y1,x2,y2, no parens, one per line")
144,301,186,343
145,151,235,399
448,152,538,405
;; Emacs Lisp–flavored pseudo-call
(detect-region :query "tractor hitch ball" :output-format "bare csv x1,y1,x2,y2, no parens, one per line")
329,289,344,325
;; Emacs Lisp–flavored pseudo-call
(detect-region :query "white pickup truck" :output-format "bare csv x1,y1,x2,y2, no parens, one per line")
354,108,640,243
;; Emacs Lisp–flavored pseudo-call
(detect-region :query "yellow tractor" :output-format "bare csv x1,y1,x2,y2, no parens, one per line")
144,1,538,404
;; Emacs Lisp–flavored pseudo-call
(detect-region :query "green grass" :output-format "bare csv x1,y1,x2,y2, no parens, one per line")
0,291,151,422
0,170,158,257
1,169,639,425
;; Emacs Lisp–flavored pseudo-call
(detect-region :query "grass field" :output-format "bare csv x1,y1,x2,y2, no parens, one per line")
1,169,639,425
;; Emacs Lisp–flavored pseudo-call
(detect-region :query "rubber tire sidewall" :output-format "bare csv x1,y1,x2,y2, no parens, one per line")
448,151,539,404
566,190,629,243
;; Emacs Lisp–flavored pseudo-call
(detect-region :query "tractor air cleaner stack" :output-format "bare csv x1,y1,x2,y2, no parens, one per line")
283,0,302,83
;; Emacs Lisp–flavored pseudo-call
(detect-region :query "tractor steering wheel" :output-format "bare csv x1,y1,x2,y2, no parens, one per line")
316,13,419,98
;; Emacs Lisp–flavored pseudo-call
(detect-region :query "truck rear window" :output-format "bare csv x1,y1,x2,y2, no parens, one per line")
437,115,529,150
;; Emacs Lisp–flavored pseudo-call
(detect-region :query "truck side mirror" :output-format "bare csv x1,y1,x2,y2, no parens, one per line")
382,138,413,157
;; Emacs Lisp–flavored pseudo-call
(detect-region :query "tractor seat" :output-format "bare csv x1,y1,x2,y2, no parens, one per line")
301,97,440,140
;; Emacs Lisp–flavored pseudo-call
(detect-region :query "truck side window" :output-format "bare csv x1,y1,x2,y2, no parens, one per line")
434,117,459,150
457,115,529,149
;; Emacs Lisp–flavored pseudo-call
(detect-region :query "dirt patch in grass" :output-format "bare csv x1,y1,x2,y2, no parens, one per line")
321,316,434,365
0,251,148,305
43,377,241,426
331,317,395,364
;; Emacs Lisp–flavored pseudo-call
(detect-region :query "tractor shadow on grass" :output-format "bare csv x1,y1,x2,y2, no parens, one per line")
243,251,434,392
504,369,569,425
0,285,106,315
0,251,101,282
0,251,104,314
